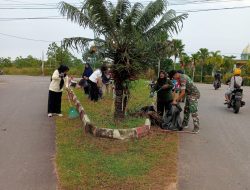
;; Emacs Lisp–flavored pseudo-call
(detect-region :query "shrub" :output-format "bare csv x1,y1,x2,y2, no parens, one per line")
243,77,250,86
222,73,233,84
193,75,202,82
203,75,214,84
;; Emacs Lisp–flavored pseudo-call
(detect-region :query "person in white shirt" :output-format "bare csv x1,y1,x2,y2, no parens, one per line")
88,64,108,101
48,65,69,117
225,68,243,103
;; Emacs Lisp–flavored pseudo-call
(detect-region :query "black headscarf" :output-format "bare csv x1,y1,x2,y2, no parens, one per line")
82,63,93,78
157,70,167,86
57,65,69,89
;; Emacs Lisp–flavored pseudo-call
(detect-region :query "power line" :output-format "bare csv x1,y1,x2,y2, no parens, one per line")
0,16,65,21
0,0,248,8
177,5,250,13
0,32,59,42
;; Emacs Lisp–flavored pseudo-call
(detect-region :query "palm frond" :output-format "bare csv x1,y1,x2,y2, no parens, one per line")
123,2,143,26
120,3,143,43
84,0,114,35
59,1,90,28
135,0,167,32
63,37,96,51
144,12,188,38
115,0,131,27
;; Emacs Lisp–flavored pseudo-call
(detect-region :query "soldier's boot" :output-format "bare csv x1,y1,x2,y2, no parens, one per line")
191,112,200,134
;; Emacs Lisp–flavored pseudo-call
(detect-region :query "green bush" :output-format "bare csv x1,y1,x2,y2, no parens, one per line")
203,75,214,84
222,73,233,84
243,77,250,86
193,75,202,82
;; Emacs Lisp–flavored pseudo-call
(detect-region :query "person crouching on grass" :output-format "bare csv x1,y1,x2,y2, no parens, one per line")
153,70,174,117
88,64,108,102
48,65,69,117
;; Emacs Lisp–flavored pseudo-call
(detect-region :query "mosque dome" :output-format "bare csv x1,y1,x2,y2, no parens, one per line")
241,44,250,60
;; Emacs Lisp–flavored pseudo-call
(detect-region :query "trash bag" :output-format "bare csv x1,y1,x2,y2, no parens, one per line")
161,104,183,131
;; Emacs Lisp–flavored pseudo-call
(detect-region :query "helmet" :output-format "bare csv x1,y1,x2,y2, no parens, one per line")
234,68,241,76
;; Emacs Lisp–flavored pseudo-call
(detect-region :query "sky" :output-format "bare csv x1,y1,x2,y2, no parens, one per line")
0,0,250,60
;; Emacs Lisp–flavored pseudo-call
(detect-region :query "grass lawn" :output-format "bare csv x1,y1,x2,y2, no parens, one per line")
56,80,179,190
73,80,154,129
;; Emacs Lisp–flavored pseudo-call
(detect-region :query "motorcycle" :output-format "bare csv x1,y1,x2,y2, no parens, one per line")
213,80,221,90
227,88,245,113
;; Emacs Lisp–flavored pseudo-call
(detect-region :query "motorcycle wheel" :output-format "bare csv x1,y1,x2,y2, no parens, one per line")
234,101,241,114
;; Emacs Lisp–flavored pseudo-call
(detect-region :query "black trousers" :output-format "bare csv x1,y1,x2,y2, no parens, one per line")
157,101,172,117
48,90,62,114
88,80,99,101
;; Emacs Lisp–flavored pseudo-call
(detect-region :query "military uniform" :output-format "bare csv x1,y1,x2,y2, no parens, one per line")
179,74,200,131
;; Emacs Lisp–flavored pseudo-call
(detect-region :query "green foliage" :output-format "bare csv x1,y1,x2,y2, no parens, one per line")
2,67,53,76
221,56,235,74
172,39,185,68
0,57,12,68
193,75,202,83
243,77,250,86
203,75,214,84
14,55,42,68
161,58,174,72
46,42,83,69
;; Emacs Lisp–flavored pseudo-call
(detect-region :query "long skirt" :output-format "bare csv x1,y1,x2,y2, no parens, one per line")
88,80,99,101
48,90,62,114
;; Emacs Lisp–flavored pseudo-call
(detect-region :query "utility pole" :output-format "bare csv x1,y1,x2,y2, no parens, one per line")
41,51,45,76
60,41,63,65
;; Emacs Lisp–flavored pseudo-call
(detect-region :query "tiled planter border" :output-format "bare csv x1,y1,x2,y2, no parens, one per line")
67,88,151,140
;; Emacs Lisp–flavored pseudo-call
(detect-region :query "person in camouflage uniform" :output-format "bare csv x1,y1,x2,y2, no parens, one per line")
169,70,200,133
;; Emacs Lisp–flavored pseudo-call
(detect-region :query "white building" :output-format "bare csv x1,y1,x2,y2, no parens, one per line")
241,44,250,60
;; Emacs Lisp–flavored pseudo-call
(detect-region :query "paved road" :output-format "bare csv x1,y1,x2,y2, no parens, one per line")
0,76,56,190
178,83,250,190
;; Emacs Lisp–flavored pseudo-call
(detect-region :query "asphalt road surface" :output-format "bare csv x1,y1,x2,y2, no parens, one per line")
178,83,250,190
0,75,56,190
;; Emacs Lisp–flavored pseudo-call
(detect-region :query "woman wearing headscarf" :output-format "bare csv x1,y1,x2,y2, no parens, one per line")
48,65,69,117
153,70,173,117
79,63,93,94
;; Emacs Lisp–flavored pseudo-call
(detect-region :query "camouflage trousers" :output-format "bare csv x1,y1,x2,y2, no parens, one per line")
182,96,199,128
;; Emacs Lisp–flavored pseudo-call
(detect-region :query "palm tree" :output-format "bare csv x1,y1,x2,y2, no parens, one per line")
59,0,187,119
197,48,209,83
181,52,191,73
208,51,223,76
172,39,185,69
191,53,199,81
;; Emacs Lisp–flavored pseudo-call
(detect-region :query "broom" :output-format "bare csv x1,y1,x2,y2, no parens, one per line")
67,92,79,119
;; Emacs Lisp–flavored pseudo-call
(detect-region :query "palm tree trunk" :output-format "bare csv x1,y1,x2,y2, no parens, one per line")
200,62,204,83
192,66,195,81
114,83,126,120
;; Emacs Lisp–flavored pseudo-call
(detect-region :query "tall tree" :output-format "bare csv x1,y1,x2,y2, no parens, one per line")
207,50,223,75
191,53,199,81
59,0,187,119
181,53,191,73
47,42,82,68
197,48,209,82
172,39,185,69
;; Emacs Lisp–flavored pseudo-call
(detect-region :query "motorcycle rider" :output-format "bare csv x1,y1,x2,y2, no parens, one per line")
225,68,243,103
214,70,222,84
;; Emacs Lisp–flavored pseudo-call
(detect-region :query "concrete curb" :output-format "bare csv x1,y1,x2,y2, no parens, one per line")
66,88,151,140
